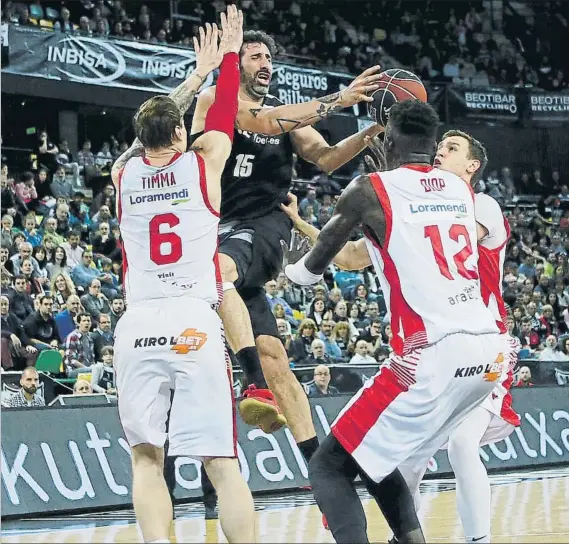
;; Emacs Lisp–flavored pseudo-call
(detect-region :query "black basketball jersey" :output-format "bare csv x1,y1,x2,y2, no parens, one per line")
220,94,294,222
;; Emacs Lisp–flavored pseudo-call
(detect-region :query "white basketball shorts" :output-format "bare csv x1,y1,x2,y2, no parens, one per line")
114,297,236,459
331,332,507,482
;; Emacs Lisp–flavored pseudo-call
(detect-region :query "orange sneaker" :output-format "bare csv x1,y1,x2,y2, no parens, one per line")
322,513,329,530
239,385,287,433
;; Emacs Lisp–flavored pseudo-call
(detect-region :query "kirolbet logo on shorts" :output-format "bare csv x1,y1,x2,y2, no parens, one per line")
133,328,207,353
455,352,504,381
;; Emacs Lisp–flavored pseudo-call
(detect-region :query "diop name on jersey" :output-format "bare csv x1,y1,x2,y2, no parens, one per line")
129,188,189,205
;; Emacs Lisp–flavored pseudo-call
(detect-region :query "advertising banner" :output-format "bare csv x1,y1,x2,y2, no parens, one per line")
3,25,214,93
447,85,520,120
2,387,568,518
529,90,569,121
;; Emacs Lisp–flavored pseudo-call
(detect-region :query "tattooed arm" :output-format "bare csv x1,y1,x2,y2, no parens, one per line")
290,123,384,175
191,65,382,136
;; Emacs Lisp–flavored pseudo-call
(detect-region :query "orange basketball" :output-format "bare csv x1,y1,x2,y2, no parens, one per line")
368,69,428,126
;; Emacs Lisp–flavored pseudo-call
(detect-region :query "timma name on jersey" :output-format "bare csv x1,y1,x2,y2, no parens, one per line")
142,171,177,189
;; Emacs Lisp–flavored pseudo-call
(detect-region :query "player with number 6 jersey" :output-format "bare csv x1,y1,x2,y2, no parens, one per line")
110,10,256,544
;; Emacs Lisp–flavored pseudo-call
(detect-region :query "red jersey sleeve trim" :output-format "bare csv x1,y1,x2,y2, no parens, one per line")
194,151,220,218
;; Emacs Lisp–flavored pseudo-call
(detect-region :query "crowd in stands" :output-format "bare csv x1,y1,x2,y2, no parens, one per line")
2,121,569,402
2,0,568,89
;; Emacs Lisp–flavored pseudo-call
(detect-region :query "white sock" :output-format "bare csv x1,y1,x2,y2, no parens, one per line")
447,407,493,543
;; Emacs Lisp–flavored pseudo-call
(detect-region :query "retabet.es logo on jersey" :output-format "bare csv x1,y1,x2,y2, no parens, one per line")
454,352,505,382
133,328,207,354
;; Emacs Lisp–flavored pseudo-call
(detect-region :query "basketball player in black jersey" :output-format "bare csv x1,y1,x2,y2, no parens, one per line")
190,30,384,466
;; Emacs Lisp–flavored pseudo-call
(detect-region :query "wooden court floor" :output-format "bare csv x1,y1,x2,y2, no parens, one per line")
2,468,568,543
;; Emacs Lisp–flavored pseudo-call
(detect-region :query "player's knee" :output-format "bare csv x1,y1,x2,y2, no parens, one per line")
447,431,478,469
218,253,239,283
256,335,289,377
131,443,164,471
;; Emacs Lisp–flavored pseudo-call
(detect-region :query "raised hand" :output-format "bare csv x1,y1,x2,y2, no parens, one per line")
363,134,387,172
279,192,302,226
281,231,312,268
219,4,243,55
338,66,383,107
193,22,222,77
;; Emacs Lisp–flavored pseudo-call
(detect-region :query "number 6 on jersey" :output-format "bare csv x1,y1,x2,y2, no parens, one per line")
149,213,183,265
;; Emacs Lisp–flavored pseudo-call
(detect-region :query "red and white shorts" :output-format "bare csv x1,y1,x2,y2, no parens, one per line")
114,297,236,459
331,332,507,482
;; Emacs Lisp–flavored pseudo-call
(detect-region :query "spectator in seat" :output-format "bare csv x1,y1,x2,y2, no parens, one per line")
10,241,40,276
307,298,326,327
1,173,26,228
20,258,45,297
32,247,49,283
4,368,45,408
332,321,352,357
73,379,93,395
92,312,114,360
306,338,331,366
54,7,73,32
1,295,37,370
96,142,113,169
349,339,376,364
290,318,317,365
91,205,118,232
1,244,14,278
62,230,84,269
78,16,92,36
265,279,294,318
17,7,38,27
1,213,15,248
91,184,116,215
515,366,534,387
349,302,369,332
55,294,84,343
518,316,540,350
6,275,34,322
319,319,342,361
359,318,383,345
14,172,38,212
42,217,66,246
47,246,71,280
22,214,42,248
64,312,95,378
92,222,117,257
276,318,293,360
539,334,569,362
77,140,96,171
50,273,76,311
23,295,59,351
91,345,116,394
50,166,74,200
299,188,320,216
36,131,59,172
109,296,125,331
80,278,111,322
307,364,339,397
54,203,72,239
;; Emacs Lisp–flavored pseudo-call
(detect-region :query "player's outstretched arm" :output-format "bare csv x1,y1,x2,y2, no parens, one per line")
191,66,383,137
111,22,227,186
280,192,371,271
285,175,380,285
190,6,242,210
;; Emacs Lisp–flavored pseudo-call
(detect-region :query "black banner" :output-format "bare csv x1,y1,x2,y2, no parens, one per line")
3,25,214,93
529,90,569,121
2,387,569,518
447,85,520,120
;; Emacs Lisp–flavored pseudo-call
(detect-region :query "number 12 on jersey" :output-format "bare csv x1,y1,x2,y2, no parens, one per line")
424,224,478,280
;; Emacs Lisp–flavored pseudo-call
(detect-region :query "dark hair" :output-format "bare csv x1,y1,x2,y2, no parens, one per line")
21,171,35,183
521,316,532,324
441,129,488,183
101,345,114,356
134,96,182,150
14,274,26,283
388,100,439,139
32,246,47,267
76,312,92,324
38,294,53,305
68,230,82,239
240,30,277,60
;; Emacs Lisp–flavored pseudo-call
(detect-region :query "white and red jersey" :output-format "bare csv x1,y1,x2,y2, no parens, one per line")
475,193,510,333
117,151,222,308
364,165,498,356
474,192,520,426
